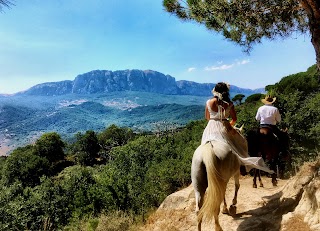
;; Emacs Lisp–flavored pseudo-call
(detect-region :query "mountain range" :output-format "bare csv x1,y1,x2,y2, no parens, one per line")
0,69,264,155
11,69,264,96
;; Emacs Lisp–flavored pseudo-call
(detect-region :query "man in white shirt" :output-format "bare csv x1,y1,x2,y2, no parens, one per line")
255,95,281,127
256,95,288,154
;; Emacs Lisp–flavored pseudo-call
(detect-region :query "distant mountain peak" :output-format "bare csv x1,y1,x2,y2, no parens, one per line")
17,69,264,96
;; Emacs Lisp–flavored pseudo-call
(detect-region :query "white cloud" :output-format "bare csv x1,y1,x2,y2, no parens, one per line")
237,59,250,65
204,59,250,71
205,64,234,71
187,67,196,72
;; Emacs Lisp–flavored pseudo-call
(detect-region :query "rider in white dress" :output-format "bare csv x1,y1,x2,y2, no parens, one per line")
201,82,274,174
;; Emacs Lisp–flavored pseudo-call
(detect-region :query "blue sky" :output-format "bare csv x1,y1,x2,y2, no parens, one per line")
0,0,316,94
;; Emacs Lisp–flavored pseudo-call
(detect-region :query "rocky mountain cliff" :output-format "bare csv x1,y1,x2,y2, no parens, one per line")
17,69,264,96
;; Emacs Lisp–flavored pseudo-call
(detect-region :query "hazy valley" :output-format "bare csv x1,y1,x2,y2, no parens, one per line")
0,69,264,155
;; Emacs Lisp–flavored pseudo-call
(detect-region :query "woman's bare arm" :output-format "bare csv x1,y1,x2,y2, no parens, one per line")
205,98,218,120
205,105,210,120
229,104,237,126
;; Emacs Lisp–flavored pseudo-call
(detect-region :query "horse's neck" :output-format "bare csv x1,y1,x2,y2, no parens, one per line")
230,130,248,154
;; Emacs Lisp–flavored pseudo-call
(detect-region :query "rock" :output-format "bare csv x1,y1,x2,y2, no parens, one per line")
281,161,320,231
176,81,214,96
21,80,73,96
16,69,264,96
141,161,320,231
141,185,197,231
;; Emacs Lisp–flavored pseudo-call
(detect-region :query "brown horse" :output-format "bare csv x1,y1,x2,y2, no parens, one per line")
247,127,289,188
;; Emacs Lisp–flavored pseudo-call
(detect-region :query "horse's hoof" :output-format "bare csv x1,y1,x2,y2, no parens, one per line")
253,184,257,188
272,180,278,187
215,225,223,231
229,205,237,216
260,184,264,187
222,208,229,214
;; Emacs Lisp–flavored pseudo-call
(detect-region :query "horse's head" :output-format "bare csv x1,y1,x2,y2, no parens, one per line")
280,128,290,149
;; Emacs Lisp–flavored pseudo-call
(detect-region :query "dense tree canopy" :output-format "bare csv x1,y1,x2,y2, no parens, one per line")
245,93,263,104
163,0,320,76
0,0,13,11
33,132,65,163
98,124,135,155
72,130,100,166
2,146,50,187
232,94,245,105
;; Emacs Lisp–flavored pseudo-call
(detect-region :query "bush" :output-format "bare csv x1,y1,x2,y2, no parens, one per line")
33,132,65,163
72,131,100,166
2,146,50,187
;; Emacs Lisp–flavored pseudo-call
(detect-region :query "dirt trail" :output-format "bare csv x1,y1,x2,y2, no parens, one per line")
141,171,317,231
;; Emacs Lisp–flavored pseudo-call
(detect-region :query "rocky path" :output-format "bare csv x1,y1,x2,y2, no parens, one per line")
141,162,319,231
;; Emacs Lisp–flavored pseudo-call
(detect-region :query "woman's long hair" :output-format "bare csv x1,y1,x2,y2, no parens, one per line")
212,82,231,103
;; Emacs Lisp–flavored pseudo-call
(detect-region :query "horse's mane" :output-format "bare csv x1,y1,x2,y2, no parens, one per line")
231,124,248,151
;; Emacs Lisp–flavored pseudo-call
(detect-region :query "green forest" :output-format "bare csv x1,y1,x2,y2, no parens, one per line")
0,65,319,231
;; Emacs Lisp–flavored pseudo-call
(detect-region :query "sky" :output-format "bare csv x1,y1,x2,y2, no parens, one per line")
0,0,316,94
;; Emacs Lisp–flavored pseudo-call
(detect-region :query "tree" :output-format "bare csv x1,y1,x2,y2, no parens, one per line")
98,124,135,161
0,0,13,11
163,0,320,78
98,124,135,148
245,93,263,103
33,132,65,163
73,130,100,166
232,94,245,105
272,64,319,95
2,146,50,187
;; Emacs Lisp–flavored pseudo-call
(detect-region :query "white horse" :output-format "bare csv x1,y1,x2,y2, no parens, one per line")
191,140,241,231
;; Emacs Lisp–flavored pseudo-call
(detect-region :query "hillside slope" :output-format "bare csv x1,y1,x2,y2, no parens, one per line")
141,161,320,231
0,92,206,155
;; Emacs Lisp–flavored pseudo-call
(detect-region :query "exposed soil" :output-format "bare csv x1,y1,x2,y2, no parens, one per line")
141,165,318,231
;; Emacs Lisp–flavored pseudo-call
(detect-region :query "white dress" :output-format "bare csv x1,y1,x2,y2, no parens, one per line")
201,100,274,174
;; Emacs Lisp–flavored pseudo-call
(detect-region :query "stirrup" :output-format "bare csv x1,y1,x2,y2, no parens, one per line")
273,133,279,140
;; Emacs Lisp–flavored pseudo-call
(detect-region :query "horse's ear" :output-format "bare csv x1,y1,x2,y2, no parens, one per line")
239,124,244,132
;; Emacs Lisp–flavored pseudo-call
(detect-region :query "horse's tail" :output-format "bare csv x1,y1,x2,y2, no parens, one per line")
198,144,227,222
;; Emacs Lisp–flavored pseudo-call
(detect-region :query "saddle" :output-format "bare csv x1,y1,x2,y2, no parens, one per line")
258,125,279,140
258,125,290,156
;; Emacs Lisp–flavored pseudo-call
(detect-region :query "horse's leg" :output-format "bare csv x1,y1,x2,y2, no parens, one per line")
258,170,264,187
194,187,205,231
269,159,278,186
253,169,258,188
271,173,278,186
191,155,207,231
229,171,240,216
232,172,240,205
222,198,228,214
194,189,205,213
